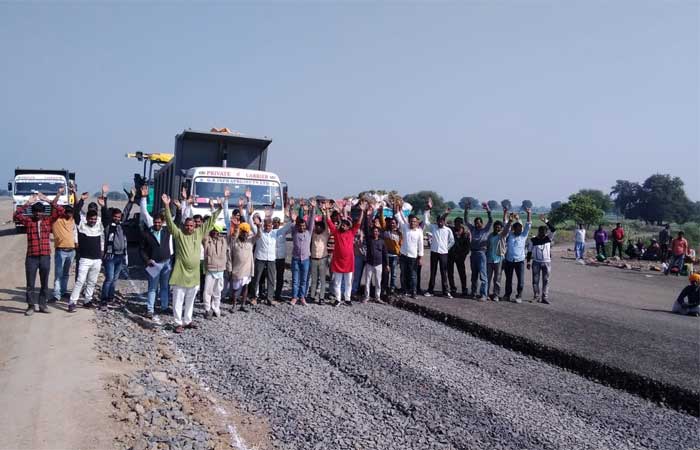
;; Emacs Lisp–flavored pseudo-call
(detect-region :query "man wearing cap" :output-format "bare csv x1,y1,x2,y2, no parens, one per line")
161,193,221,333
672,273,700,316
139,186,174,319
202,223,229,318
14,189,63,315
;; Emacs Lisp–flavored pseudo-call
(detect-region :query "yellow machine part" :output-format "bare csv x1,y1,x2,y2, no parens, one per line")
126,152,174,164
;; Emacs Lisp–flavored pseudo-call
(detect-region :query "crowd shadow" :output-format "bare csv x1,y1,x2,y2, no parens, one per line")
639,307,675,316
0,228,19,237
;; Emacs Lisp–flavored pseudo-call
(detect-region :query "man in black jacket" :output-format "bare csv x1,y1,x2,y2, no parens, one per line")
98,184,129,308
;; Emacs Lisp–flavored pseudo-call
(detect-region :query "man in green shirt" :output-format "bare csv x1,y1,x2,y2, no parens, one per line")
162,194,222,333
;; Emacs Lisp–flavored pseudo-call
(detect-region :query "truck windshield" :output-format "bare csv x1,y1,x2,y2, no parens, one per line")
193,177,282,209
14,180,65,195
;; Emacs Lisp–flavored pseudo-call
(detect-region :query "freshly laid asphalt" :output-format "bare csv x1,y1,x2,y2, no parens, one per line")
404,248,699,414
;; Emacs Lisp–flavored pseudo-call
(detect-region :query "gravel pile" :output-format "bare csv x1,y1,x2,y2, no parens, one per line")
172,303,699,450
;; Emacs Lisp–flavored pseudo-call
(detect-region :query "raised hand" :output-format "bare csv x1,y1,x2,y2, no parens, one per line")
309,198,317,208
223,187,230,198
161,193,171,206
128,187,136,202
187,196,194,205
482,202,490,212
427,197,433,210
57,186,65,196
238,197,245,209
252,214,262,226
539,213,547,222
264,206,272,218
101,184,109,196
289,197,296,207
97,196,105,207
244,188,252,200
290,209,299,223
173,199,181,210
216,197,224,207
140,185,149,198
209,198,215,210
181,186,188,200
358,200,367,211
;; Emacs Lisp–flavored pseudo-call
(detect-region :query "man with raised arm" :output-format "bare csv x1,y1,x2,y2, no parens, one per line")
527,214,557,304
324,199,366,306
464,202,493,300
161,193,221,333
423,197,455,298
503,208,532,303
393,198,424,299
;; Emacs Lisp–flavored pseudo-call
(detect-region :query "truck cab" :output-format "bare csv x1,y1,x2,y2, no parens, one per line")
9,169,70,231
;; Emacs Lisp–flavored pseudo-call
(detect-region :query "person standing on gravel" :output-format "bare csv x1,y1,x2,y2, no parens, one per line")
325,200,366,305
503,208,532,303
202,223,229,318
423,198,455,298
288,198,314,306
378,207,402,296
527,215,556,304
486,208,510,302
308,200,331,303
362,225,388,303
14,190,63,316
464,203,493,300
393,199,424,299
161,194,222,333
70,209,105,312
226,216,258,312
51,202,77,303
273,216,292,301
594,225,608,258
98,185,128,309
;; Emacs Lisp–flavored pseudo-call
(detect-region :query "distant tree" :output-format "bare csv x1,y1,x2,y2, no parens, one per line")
610,180,642,219
550,201,562,211
403,191,447,215
577,189,613,212
459,196,480,210
520,200,533,211
445,201,457,210
487,200,499,211
638,174,692,225
501,199,512,210
548,193,604,227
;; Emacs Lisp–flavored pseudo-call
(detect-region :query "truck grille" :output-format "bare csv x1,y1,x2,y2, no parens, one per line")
17,203,52,216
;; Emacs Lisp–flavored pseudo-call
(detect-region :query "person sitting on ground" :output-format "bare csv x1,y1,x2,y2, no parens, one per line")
526,214,556,304
672,273,700,316
642,239,661,261
625,240,639,260
227,215,259,313
162,193,222,333
666,231,689,276
503,208,532,303
324,199,366,306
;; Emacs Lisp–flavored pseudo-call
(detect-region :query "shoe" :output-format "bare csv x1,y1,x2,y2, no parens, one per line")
332,300,340,307
344,300,353,307
478,296,487,302
185,322,198,329
99,304,108,312
290,298,297,305
541,298,550,305
48,297,59,304
25,306,34,316
300,298,308,306
174,326,184,334
373,297,384,304
145,311,154,319
361,298,369,304
502,295,511,302
445,293,453,299
238,306,249,313
424,292,433,297
493,296,500,302
409,293,417,299
39,305,50,313
533,295,539,303
68,304,77,313
266,299,275,307
512,297,522,304
83,301,95,309
205,310,213,320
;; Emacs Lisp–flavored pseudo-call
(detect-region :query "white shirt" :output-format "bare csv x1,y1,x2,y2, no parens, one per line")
255,224,292,261
395,210,425,258
424,211,455,254
575,229,586,243
275,222,293,259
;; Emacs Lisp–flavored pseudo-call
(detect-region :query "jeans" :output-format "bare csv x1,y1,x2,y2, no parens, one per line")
101,254,126,302
386,254,399,291
399,254,418,295
53,249,75,299
275,258,286,299
332,272,353,301
447,252,467,294
351,255,365,294
532,261,551,300
574,242,585,259
70,258,102,305
612,240,624,258
469,251,488,296
25,255,51,306
428,252,449,294
595,242,607,257
254,259,276,301
665,254,685,274
146,259,171,313
487,261,502,297
503,260,525,298
291,257,310,299
308,257,329,299
172,285,198,326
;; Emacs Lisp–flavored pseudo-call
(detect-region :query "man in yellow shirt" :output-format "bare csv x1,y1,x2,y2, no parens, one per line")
51,204,77,302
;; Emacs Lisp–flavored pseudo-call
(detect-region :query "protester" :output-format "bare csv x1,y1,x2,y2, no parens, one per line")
162,194,221,333
642,239,661,261
503,209,531,303
378,207,402,296
574,224,586,260
659,224,671,261
393,199,424,299
70,208,104,312
14,191,63,315
666,231,689,276
672,273,700,316
273,216,293,301
98,185,129,309
594,225,608,258
362,225,388,303
351,215,367,299
51,203,76,303
486,209,510,302
464,203,493,300
226,216,257,312
288,198,314,306
527,214,556,304
308,200,330,303
447,217,470,297
139,186,173,319
625,240,639,259
611,223,625,259
202,223,229,318
325,200,366,305
423,198,455,298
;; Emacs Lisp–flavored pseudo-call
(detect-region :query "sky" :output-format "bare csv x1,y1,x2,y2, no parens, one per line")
1,1,698,206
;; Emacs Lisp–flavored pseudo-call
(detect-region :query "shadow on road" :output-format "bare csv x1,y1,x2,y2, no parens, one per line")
0,288,26,298
0,228,19,237
639,307,678,316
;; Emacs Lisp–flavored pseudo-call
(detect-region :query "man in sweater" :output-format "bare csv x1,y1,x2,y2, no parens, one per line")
424,199,455,298
527,215,557,304
51,203,77,303
14,190,63,315
611,223,625,259
202,224,229,318
486,209,511,302
162,193,221,333
394,200,424,299
503,208,532,303
70,209,105,312
289,198,315,306
574,223,586,260
465,203,494,300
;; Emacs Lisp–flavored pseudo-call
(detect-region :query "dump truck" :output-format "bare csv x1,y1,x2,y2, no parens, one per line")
8,168,72,232
151,129,286,229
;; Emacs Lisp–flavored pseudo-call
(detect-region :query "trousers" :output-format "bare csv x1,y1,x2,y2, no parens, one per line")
172,285,198,326
428,252,449,294
253,259,276,301
25,255,51,306
332,272,353,301
203,273,224,314
53,249,75,299
532,261,551,300
308,256,329,299
503,260,525,297
70,258,102,305
362,264,383,300
487,261,502,297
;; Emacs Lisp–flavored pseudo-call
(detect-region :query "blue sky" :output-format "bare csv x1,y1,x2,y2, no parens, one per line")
1,2,697,205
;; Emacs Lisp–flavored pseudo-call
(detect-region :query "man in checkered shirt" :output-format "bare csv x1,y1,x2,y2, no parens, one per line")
13,189,63,316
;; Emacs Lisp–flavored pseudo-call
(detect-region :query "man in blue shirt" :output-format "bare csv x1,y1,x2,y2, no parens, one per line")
503,208,531,303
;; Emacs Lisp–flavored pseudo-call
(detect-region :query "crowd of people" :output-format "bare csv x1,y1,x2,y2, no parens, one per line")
13,185,700,325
